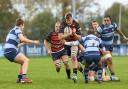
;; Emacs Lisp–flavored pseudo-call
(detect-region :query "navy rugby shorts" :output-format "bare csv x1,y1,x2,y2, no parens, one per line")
4,48,20,62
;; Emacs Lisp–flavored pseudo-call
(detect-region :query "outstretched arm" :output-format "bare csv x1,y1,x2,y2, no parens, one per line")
117,30,128,40
19,34,40,44
44,40,51,54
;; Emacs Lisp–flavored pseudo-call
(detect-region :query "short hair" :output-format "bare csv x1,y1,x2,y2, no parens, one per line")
104,15,111,20
16,18,24,26
92,20,97,23
65,12,72,19
88,29,95,35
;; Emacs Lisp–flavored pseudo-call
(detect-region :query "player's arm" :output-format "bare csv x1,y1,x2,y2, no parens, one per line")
117,29,128,40
113,23,127,40
44,40,51,54
64,41,79,46
58,27,72,40
79,44,86,52
78,37,86,52
72,23,82,40
19,34,39,44
43,32,52,54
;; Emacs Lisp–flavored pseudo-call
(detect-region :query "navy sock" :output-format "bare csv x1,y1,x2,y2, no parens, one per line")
79,66,83,73
66,69,71,79
97,68,102,80
73,68,77,75
21,74,26,79
18,75,22,79
84,68,89,81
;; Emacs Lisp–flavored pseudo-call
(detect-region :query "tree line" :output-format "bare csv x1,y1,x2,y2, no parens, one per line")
0,0,128,43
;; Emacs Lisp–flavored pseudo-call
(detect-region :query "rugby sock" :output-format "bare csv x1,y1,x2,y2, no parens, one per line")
17,75,22,82
73,68,77,75
21,74,27,79
97,68,102,81
78,66,83,73
84,68,89,83
66,69,71,79
111,72,115,76
56,67,60,73
18,75,22,79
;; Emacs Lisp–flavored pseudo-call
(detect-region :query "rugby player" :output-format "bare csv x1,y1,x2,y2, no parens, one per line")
44,21,71,79
59,12,83,82
96,15,127,81
4,18,39,83
79,29,105,83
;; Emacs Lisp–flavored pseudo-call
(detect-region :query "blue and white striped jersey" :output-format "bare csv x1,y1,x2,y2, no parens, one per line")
4,26,23,50
80,34,104,52
97,23,118,45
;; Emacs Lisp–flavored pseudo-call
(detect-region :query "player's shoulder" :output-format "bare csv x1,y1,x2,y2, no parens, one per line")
111,22,117,28
100,24,105,29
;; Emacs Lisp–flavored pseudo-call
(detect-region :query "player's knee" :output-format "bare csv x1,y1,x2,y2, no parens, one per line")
55,62,61,69
63,61,68,66
24,58,29,63
71,55,77,61
107,58,112,65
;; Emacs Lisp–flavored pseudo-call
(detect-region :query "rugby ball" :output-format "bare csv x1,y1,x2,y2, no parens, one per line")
64,26,70,34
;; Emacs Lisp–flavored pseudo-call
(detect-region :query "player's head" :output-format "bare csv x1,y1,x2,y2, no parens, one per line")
65,12,73,26
88,29,95,35
104,15,111,26
16,18,24,30
91,20,99,30
54,21,60,32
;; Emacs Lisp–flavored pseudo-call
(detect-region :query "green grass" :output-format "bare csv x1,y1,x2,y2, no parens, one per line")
0,56,128,89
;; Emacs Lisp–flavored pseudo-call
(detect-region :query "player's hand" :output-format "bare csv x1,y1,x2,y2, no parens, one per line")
33,40,40,44
48,49,52,55
72,28,76,33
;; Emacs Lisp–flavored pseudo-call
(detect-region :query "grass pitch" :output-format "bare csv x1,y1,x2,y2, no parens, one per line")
0,56,128,89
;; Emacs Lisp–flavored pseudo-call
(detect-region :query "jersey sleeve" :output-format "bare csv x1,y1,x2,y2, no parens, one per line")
79,36,86,44
75,22,81,35
99,38,104,48
60,22,66,33
113,23,118,31
97,26,103,34
15,28,23,38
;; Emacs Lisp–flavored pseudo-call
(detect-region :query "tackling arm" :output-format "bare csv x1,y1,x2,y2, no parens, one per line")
44,40,51,54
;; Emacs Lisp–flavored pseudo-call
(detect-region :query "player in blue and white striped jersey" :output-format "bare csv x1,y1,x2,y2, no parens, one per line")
97,15,127,52
4,18,39,83
78,29,106,83
96,15,127,81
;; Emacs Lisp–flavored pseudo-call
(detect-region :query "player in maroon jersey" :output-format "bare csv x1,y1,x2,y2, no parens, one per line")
44,21,71,79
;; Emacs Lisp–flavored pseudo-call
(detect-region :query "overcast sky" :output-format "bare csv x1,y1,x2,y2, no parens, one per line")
97,0,128,10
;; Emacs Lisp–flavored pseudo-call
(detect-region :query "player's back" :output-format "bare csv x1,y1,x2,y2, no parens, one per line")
4,26,21,50
81,34,101,52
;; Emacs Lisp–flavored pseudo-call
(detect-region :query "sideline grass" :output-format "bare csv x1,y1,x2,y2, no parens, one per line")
0,56,128,89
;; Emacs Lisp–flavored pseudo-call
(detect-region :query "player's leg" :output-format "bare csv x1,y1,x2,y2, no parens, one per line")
51,52,62,73
104,47,120,81
102,68,111,81
95,56,103,83
53,59,61,73
77,51,83,73
83,55,92,83
71,45,78,82
61,55,71,79
77,63,83,73
14,53,32,83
